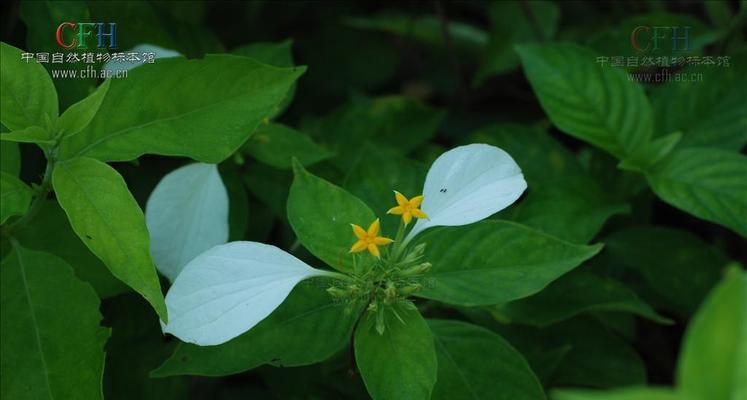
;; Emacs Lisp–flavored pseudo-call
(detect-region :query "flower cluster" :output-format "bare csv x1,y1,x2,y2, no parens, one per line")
157,144,527,345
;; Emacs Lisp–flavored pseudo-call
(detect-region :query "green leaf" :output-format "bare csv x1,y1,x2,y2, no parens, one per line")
469,124,628,243
305,95,445,170
645,148,747,237
243,123,332,169
58,55,305,163
415,220,603,306
601,226,729,318
288,160,376,272
0,125,54,145
12,200,127,298
232,40,296,118
0,42,58,132
475,0,560,84
355,304,437,400
552,387,678,400
494,269,672,327
0,140,20,176
0,172,32,224
52,157,167,321
344,144,427,235
651,50,747,152
428,319,545,400
516,42,652,159
152,282,363,377
56,80,111,138
619,131,682,172
0,246,109,400
677,269,747,400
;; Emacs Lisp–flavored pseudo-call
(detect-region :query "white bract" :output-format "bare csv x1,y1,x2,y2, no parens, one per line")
161,242,336,345
146,163,229,282
406,143,527,240
101,43,181,74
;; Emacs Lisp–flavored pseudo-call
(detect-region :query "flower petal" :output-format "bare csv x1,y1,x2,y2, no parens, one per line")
394,191,408,207
411,208,428,219
403,212,413,225
146,163,229,282
406,144,527,240
161,241,332,346
368,243,381,257
351,223,367,239
387,205,405,215
373,237,394,246
367,218,381,237
409,195,424,207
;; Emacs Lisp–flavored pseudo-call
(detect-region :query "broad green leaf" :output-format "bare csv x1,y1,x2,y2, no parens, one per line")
145,163,229,282
232,40,296,117
645,148,747,237
104,294,189,400
475,0,560,84
0,42,58,131
56,80,111,138
52,156,167,321
243,123,332,169
406,144,527,241
516,42,652,159
305,95,445,170
288,160,376,272
428,319,545,400
0,172,32,224
415,220,602,306
344,144,427,235
0,126,54,145
650,49,747,152
152,282,362,377
0,140,20,176
162,242,336,346
552,387,678,400
355,304,437,400
13,200,127,298
58,55,305,163
0,246,109,400
494,269,671,327
677,269,747,400
469,124,628,243
602,226,729,318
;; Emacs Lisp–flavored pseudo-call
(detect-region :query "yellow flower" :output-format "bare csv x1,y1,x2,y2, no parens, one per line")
350,219,393,257
387,191,428,225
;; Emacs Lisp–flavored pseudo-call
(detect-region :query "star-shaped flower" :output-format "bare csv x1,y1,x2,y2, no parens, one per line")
387,191,428,225
350,219,393,257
